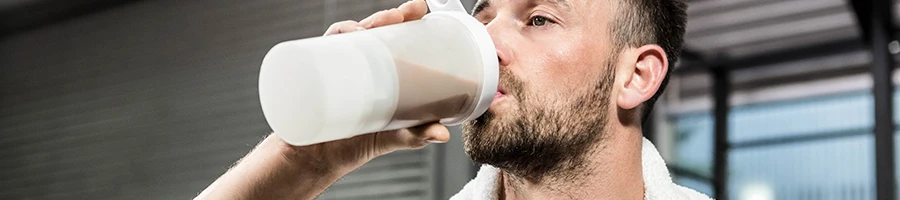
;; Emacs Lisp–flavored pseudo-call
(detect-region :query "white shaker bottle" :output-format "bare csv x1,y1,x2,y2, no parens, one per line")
258,0,498,146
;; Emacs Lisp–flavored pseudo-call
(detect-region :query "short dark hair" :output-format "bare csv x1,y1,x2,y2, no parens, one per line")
611,0,687,123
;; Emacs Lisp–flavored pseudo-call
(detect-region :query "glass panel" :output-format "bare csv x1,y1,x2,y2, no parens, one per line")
728,134,874,200
671,91,878,200
729,92,872,144
671,112,714,177
894,89,900,200
726,92,875,200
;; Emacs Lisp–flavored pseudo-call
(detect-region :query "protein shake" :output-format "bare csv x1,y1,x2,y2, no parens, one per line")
258,0,498,146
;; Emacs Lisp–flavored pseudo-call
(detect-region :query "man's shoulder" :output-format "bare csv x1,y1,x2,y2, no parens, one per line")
450,165,501,200
644,183,713,200
642,138,714,200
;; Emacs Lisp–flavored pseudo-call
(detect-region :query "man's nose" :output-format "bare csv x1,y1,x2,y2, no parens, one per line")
485,20,512,67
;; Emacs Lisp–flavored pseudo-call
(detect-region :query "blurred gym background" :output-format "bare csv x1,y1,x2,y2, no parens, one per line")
2,0,900,199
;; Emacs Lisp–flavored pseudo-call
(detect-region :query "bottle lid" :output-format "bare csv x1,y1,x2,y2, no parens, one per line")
426,0,467,12
426,0,499,125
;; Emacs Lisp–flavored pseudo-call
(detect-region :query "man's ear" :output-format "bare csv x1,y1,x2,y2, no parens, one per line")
617,45,668,110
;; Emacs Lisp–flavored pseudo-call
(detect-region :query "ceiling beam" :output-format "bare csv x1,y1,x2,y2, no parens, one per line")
0,0,143,38
675,38,865,75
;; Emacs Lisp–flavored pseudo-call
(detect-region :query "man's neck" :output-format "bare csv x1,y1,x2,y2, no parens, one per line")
496,128,645,200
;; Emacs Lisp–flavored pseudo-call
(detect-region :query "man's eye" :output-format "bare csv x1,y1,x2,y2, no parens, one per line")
529,16,553,27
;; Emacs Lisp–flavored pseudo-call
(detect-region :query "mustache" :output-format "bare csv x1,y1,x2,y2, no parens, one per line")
498,67,524,101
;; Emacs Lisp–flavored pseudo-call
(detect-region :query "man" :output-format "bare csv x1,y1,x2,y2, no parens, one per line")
196,0,710,199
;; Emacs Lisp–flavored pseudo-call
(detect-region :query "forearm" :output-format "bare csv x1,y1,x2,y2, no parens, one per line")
195,134,345,200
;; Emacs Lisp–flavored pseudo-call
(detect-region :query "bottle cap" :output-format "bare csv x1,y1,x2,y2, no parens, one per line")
425,0,499,125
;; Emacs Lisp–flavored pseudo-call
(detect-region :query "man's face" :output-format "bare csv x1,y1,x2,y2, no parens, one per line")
462,0,622,182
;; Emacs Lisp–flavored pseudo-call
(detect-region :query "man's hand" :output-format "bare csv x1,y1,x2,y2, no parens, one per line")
323,0,428,36
194,1,449,199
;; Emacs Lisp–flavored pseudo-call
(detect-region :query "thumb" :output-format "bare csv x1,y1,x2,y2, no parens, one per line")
409,123,450,144
398,0,428,21
374,123,450,154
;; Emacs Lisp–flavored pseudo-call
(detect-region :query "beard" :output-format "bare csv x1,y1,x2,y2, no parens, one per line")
462,62,615,183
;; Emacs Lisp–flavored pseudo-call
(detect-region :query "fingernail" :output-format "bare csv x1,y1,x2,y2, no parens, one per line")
427,139,447,144
356,26,365,31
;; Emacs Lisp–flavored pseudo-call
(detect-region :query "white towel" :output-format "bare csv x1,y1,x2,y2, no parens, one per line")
450,138,713,200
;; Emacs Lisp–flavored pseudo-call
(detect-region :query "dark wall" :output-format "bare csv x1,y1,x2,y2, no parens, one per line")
0,0,476,199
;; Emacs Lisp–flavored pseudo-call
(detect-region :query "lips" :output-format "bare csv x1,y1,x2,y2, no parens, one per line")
491,85,508,107
494,85,506,99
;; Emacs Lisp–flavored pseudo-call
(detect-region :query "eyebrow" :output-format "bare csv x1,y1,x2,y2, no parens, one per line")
472,0,491,17
471,0,571,17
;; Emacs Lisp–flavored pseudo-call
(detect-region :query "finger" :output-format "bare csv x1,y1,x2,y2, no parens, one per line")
398,0,428,22
359,9,405,29
373,129,425,153
374,123,449,152
324,20,364,36
407,123,450,144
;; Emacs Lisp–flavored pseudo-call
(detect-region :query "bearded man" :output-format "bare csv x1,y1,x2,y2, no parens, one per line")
196,0,710,199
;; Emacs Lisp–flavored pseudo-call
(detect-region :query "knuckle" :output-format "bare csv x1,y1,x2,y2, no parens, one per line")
339,20,359,25
325,20,361,35
407,137,429,149
368,10,387,20
329,20,356,29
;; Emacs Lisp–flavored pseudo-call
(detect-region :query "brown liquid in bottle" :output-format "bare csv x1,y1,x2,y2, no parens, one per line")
390,59,479,124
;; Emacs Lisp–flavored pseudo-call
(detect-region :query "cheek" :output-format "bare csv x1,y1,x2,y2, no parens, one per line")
522,39,606,103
